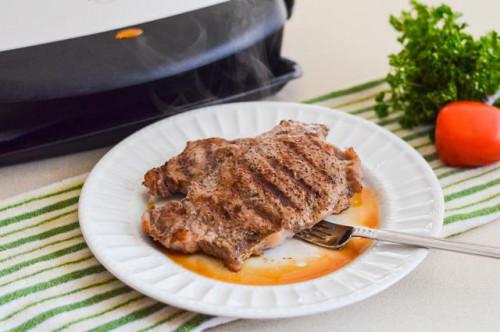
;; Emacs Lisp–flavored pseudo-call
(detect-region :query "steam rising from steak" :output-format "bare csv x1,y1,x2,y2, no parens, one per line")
142,120,362,271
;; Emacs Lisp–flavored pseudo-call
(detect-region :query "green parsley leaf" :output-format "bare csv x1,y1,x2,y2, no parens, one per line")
377,1,500,129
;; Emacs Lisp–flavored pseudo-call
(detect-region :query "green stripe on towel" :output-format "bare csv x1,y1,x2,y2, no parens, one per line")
0,183,83,213
52,295,146,332
0,196,79,229
0,278,118,322
0,221,80,252
0,265,106,306
88,302,166,332
302,78,385,103
10,286,131,332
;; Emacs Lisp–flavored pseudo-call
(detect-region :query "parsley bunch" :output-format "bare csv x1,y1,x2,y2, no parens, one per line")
375,1,499,129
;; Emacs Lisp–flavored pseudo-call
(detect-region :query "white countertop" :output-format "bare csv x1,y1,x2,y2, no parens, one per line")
1,1,499,331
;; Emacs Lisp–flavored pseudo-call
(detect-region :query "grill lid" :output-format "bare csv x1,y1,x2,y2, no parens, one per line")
0,0,288,102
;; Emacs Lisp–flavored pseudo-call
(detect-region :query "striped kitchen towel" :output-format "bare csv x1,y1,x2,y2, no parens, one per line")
0,79,499,331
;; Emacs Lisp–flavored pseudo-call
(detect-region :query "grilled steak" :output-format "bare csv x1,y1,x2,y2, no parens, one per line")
142,120,362,271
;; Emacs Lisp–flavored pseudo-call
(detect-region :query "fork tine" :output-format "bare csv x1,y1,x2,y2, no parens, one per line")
297,230,330,245
319,221,354,234
317,220,343,231
297,234,322,246
315,222,336,232
296,220,354,249
299,228,337,244
296,232,339,249
308,227,331,237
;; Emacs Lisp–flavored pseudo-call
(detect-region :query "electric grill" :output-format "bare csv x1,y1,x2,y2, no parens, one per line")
0,0,299,165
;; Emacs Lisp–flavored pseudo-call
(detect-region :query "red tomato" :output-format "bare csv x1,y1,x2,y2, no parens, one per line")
435,101,500,167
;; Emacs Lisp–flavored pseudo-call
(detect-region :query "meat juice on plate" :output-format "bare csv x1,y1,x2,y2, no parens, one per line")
164,187,380,285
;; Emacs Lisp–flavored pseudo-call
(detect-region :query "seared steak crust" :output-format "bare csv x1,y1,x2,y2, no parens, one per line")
142,120,362,271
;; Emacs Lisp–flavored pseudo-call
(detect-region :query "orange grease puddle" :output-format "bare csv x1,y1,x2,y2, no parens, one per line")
164,187,380,285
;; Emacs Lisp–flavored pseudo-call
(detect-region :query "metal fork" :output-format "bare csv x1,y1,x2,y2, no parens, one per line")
295,220,500,259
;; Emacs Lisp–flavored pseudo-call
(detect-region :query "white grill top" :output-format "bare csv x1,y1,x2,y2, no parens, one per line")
0,0,228,52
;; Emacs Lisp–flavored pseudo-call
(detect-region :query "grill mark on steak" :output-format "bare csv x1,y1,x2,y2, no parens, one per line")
256,153,316,217
273,139,339,216
227,188,279,234
272,140,329,192
206,188,275,237
242,158,300,211
249,203,281,227
204,143,217,172
178,154,194,178
281,139,334,184
200,196,233,234
276,138,345,217
231,166,284,227
266,152,321,198
236,184,283,228
252,148,309,209
266,156,320,199
300,135,346,180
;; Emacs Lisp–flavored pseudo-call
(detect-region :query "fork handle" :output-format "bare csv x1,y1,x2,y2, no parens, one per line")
353,226,500,259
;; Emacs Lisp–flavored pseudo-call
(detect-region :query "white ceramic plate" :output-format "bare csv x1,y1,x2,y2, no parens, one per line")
79,102,444,319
